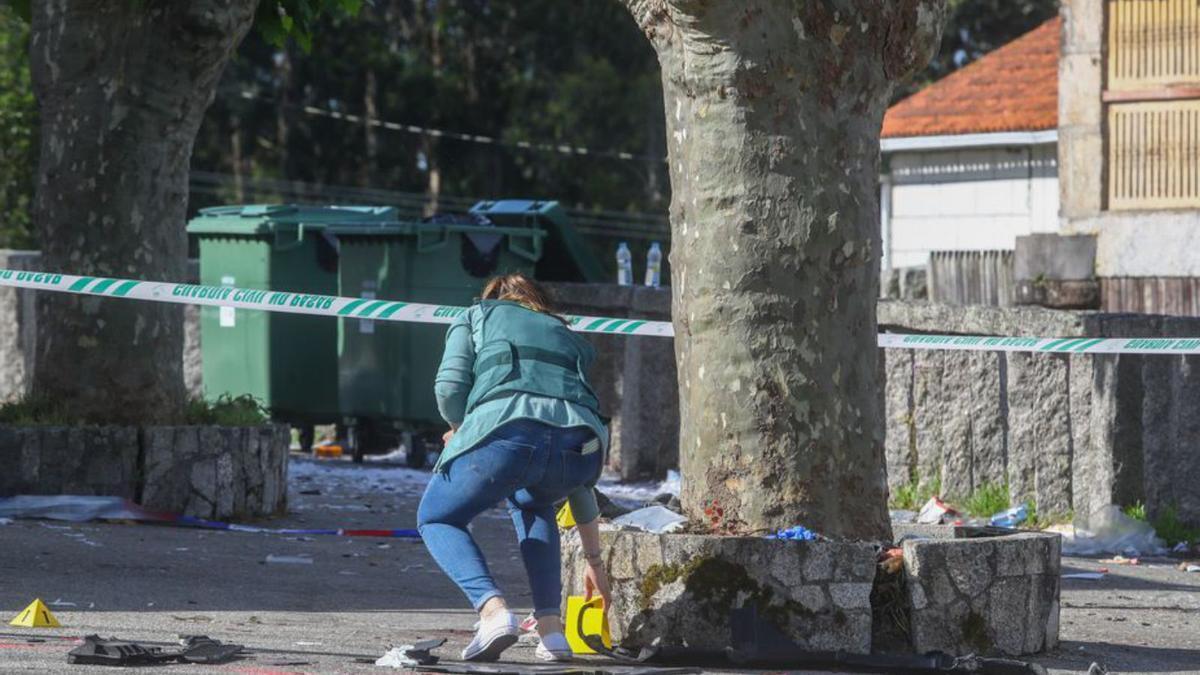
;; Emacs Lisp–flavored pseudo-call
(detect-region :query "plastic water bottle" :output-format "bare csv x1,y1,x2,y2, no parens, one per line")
644,242,662,288
616,242,633,286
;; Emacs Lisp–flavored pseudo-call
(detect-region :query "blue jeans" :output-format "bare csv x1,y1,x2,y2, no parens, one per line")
417,419,601,617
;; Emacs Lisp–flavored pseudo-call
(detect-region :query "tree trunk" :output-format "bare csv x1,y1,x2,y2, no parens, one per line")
29,0,258,424
619,0,945,540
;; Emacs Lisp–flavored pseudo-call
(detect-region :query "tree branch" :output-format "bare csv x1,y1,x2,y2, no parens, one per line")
881,0,949,82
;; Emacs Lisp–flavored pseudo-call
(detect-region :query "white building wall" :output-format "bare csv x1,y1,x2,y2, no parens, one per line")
883,143,1060,269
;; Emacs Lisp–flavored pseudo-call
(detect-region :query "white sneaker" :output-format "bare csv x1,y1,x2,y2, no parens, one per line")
534,632,572,662
462,610,520,662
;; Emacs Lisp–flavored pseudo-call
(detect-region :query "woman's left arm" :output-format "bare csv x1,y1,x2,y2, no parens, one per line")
434,315,475,428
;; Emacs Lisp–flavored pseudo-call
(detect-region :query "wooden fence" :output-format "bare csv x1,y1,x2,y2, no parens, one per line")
927,250,1015,307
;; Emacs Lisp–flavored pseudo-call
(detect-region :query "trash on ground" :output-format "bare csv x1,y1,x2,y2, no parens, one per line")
989,504,1028,528
374,637,445,668
0,517,11,525
611,505,687,534
1060,505,1166,556
1173,542,1190,554
9,598,61,628
0,494,419,539
878,547,904,575
1062,572,1106,580
917,497,958,524
1178,563,1200,573
1099,555,1139,565
298,489,322,496
66,634,242,666
889,509,917,524
265,554,313,565
768,525,820,541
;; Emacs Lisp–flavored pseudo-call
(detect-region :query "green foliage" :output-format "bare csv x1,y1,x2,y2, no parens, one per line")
960,482,1010,518
0,6,36,249
889,475,942,511
184,394,270,426
0,393,268,426
0,395,71,425
193,0,667,239
256,0,363,52
1124,501,1147,522
1151,505,1200,547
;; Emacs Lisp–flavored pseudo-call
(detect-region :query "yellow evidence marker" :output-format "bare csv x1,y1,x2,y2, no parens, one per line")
10,599,61,628
565,596,611,654
556,502,576,529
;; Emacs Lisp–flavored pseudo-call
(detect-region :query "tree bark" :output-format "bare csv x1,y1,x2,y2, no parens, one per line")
619,0,945,539
30,0,258,424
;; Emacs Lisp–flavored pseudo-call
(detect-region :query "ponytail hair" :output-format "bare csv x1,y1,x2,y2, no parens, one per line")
481,273,566,323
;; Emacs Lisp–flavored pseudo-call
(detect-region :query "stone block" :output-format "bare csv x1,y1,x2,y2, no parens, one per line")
1014,234,1097,281
911,349,945,486
1006,353,1073,514
903,532,1060,656
882,348,915,493
563,533,876,654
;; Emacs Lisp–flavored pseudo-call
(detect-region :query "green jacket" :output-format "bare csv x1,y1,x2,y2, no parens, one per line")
433,300,608,523
465,300,601,415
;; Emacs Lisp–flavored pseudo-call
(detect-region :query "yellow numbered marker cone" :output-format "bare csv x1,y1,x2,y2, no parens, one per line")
556,502,576,529
10,599,61,628
565,596,611,654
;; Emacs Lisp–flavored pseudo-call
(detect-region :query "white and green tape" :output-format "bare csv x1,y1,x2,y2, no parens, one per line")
0,269,675,337
5,268,1200,354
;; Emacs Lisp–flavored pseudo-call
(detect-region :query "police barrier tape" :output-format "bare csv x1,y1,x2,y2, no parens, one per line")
0,268,675,336
5,268,1200,355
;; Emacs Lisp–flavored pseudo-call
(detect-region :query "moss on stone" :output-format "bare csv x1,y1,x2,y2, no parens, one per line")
962,610,992,653
639,555,815,628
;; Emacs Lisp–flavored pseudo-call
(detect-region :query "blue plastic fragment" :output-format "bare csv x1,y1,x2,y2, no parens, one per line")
989,504,1029,528
768,525,819,541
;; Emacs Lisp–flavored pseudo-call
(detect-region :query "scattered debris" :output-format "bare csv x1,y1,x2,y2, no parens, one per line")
878,547,904,575
66,634,242,666
1178,563,1200,573
611,505,687,534
374,637,445,668
989,504,1029,528
1062,572,1106,580
1060,506,1166,556
889,509,917,524
0,517,11,525
768,525,820,541
265,554,313,565
917,497,957,525
1099,555,1139,566
298,489,322,496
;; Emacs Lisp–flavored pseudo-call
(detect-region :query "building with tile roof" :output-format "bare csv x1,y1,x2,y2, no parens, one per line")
879,18,1062,273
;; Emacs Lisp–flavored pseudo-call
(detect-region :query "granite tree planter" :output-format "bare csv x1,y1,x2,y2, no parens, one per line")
0,423,289,519
563,528,1061,657
563,530,878,653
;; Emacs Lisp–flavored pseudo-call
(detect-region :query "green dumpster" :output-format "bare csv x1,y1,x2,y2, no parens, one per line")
186,204,398,443
470,199,607,282
332,213,547,465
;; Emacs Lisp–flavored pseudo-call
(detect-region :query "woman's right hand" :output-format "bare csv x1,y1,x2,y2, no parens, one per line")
583,557,612,612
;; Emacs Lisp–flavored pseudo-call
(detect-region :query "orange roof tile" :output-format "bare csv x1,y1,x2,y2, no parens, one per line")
882,17,1060,138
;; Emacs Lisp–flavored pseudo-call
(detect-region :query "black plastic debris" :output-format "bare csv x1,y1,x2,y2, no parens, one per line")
66,634,244,667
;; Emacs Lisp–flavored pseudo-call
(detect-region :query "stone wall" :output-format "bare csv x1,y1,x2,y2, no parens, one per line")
0,252,203,402
881,301,1200,526
545,283,677,481
0,424,289,519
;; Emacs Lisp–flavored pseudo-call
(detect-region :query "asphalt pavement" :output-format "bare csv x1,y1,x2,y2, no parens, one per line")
0,456,1198,674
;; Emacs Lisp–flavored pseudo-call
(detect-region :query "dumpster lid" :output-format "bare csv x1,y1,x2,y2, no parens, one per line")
187,204,399,235
469,200,605,283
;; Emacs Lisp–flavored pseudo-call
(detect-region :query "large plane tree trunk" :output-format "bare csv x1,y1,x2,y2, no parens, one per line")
29,1,258,424
619,0,945,539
